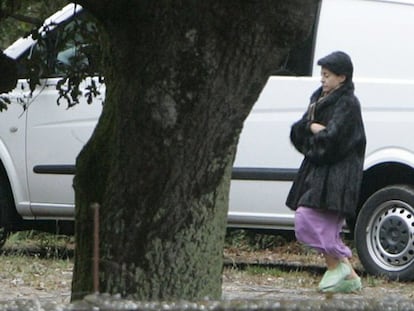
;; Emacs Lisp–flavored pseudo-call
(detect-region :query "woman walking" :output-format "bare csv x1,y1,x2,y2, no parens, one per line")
286,51,366,293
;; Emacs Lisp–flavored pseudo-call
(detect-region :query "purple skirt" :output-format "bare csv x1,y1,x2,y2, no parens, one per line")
294,206,352,259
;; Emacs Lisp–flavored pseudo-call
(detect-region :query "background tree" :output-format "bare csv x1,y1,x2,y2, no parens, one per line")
0,0,67,49
1,0,319,302
71,0,319,301
0,0,69,112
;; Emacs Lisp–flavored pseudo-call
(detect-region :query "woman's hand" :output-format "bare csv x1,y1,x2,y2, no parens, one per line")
310,122,326,134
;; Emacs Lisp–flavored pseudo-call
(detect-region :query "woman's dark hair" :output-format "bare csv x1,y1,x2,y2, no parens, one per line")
317,51,353,81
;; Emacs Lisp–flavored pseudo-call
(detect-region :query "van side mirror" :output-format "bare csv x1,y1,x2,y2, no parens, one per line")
0,51,18,94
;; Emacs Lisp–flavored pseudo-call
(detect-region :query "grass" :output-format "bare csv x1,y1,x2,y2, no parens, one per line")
5,230,74,249
3,231,75,259
225,228,295,251
1,230,74,278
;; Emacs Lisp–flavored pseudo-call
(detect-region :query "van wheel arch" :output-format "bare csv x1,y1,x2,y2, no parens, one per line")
350,162,414,232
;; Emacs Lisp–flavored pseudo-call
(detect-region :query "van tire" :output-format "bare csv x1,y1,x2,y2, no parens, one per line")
0,176,11,248
0,169,22,248
355,184,414,281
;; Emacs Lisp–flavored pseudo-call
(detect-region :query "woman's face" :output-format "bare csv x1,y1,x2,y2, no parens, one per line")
320,67,346,94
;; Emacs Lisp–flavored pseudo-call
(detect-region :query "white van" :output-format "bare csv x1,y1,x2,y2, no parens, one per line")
1,0,414,280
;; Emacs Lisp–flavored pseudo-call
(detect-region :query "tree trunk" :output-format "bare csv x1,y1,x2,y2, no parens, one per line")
72,0,318,301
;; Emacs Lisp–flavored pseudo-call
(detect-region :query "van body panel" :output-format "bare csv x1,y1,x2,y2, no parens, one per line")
25,77,103,207
314,0,414,80
228,0,414,231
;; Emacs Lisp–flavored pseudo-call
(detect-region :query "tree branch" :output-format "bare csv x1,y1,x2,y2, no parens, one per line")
9,12,42,26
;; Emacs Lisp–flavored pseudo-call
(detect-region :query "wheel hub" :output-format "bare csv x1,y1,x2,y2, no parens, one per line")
378,215,410,254
371,203,414,269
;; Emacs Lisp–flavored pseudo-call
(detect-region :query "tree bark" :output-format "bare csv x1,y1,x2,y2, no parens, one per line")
72,0,319,301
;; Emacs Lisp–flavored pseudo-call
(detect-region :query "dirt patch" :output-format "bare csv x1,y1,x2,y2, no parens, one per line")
0,251,72,305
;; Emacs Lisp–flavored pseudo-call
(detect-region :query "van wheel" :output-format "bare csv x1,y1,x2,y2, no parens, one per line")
0,171,14,248
355,185,414,281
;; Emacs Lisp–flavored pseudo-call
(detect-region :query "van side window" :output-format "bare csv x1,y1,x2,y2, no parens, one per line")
272,5,319,77
15,12,100,79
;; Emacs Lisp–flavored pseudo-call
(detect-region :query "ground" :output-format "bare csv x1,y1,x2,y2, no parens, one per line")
223,244,414,301
0,232,413,309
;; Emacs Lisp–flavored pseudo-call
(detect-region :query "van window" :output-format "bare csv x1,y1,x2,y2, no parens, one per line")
272,4,320,77
16,11,100,79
